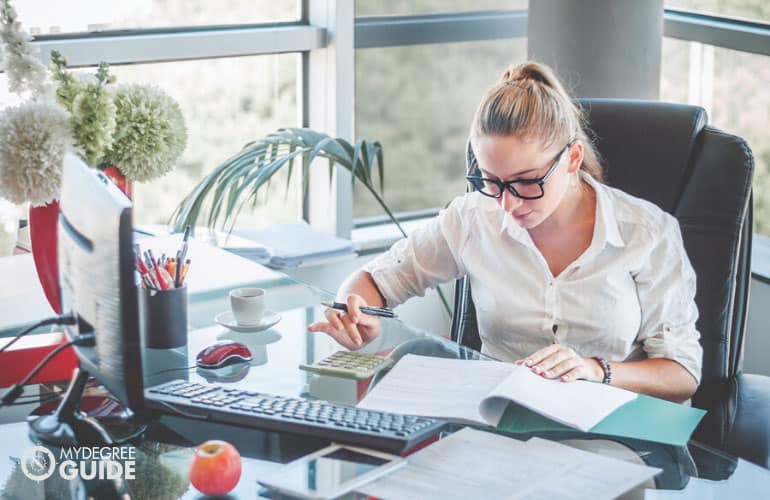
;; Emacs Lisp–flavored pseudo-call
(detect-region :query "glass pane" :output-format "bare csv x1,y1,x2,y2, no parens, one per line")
108,54,300,228
12,0,299,35
1,57,299,227
354,38,527,217
356,0,527,17
665,1,770,23
661,38,770,235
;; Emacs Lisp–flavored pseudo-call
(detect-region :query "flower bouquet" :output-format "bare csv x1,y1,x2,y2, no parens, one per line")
0,0,188,312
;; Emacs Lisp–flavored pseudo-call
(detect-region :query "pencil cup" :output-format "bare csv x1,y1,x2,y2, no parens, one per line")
139,284,188,349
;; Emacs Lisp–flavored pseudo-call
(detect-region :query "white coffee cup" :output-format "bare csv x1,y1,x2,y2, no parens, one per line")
229,287,266,326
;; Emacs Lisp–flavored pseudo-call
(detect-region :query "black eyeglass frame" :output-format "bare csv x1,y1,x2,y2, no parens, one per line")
466,138,576,200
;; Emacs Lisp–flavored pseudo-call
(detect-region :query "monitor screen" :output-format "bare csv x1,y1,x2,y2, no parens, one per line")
58,153,144,412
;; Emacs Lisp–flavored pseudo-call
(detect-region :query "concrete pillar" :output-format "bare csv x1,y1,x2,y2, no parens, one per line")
527,0,663,99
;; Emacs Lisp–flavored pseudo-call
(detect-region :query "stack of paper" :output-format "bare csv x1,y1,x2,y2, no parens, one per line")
220,221,356,268
357,354,705,446
358,427,660,500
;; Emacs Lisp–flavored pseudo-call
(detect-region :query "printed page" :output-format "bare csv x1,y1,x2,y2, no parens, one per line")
358,428,659,500
479,364,637,432
510,438,660,500
357,354,515,425
358,428,551,500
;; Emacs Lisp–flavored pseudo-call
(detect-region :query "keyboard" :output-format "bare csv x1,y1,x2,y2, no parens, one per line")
144,380,446,453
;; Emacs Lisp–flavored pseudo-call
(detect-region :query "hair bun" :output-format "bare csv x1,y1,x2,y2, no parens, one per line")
500,63,549,86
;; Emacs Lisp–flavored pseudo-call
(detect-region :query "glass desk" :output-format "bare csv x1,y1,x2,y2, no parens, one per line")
1,269,769,499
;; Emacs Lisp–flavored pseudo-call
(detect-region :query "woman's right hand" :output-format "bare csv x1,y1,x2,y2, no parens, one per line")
307,294,382,350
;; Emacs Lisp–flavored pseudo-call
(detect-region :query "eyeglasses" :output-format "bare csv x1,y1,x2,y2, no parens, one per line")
466,139,575,200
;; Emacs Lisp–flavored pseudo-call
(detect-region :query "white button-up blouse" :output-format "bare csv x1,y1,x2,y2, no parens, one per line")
363,173,702,383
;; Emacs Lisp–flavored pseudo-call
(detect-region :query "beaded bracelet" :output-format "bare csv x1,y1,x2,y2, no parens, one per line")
592,356,612,384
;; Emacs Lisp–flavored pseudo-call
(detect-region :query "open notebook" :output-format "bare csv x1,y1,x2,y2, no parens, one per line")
358,354,705,445
358,354,635,432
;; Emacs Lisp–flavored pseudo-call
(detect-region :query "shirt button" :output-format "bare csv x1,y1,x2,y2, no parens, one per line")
548,281,553,287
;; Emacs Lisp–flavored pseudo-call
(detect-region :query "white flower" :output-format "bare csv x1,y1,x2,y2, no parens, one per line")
0,101,72,205
0,0,53,99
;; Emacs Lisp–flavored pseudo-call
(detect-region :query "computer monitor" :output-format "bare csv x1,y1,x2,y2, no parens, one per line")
28,153,144,446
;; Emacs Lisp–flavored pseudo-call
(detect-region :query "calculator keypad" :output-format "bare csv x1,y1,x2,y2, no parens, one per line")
300,351,393,379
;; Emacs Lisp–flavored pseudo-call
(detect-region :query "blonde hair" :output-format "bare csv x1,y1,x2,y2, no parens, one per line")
470,61,604,182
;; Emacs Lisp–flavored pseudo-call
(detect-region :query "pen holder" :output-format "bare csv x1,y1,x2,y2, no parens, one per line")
139,284,188,349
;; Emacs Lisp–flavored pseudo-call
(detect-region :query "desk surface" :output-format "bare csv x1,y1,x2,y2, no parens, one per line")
0,235,289,335
1,263,769,498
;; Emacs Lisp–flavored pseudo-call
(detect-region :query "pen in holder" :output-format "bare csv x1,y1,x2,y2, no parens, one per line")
139,283,188,349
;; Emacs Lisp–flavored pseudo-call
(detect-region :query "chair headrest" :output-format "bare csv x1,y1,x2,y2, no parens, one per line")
465,99,707,212
577,98,707,213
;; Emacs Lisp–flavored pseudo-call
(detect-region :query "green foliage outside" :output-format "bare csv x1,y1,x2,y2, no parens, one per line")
8,0,764,234
355,0,770,235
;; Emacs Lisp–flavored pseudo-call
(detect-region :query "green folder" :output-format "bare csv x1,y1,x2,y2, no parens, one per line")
495,394,706,447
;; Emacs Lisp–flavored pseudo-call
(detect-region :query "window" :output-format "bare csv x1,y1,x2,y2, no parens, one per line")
354,38,527,218
109,55,300,228
356,0,527,17
13,0,299,35
661,37,770,235
666,0,770,23
1,1,309,232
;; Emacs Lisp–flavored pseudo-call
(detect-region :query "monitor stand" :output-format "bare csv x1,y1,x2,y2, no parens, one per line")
28,367,119,446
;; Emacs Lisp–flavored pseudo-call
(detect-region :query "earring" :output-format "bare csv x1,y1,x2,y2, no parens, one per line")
570,172,579,189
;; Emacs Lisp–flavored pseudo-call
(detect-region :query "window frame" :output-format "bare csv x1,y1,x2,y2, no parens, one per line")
350,8,769,230
2,5,767,238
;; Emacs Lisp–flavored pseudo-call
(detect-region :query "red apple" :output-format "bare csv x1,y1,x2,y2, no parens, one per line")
189,440,242,496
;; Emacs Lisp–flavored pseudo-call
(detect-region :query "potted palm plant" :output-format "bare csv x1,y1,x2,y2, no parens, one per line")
170,127,452,315
170,127,401,236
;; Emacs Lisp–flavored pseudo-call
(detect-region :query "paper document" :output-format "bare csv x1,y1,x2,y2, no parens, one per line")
357,427,660,500
358,354,636,432
221,221,355,268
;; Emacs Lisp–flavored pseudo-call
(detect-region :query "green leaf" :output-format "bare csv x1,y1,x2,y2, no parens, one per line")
169,127,451,316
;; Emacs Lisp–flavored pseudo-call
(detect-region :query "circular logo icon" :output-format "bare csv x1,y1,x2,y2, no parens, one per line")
21,446,56,481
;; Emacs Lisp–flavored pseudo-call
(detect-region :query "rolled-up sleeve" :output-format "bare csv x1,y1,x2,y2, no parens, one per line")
634,214,703,384
362,196,470,307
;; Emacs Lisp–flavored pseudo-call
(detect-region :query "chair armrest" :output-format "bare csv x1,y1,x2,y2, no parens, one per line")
725,373,770,468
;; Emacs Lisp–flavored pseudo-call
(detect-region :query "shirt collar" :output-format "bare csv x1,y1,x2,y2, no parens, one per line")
498,171,626,248
584,172,625,248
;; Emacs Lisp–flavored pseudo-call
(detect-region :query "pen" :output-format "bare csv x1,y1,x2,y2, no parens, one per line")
174,249,183,287
179,258,191,286
146,249,168,290
179,225,191,260
320,301,397,319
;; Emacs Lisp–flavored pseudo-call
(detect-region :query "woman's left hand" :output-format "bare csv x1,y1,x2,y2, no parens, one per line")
516,344,603,382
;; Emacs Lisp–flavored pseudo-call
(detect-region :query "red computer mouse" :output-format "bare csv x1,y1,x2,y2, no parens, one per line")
196,340,253,369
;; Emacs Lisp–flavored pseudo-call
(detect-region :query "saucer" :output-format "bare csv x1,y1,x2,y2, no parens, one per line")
214,310,281,333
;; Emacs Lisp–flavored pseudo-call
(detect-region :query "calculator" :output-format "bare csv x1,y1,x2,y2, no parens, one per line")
299,351,394,380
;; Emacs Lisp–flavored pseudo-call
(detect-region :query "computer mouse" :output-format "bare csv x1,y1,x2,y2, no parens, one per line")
196,340,253,369
197,363,251,383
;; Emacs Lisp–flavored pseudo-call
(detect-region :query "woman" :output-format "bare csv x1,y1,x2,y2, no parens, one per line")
308,62,701,403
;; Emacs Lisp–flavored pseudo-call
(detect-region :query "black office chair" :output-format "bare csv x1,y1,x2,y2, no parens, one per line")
450,98,770,468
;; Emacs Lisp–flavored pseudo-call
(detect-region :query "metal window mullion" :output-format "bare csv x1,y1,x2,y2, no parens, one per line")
17,25,326,67
355,10,528,48
353,8,768,58
663,9,769,57
305,0,355,239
